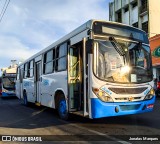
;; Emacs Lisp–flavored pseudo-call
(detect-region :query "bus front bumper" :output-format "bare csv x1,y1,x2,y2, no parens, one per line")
1,92,16,97
91,96,156,119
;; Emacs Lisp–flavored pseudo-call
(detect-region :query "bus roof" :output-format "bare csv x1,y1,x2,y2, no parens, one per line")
1,67,17,74
18,19,146,67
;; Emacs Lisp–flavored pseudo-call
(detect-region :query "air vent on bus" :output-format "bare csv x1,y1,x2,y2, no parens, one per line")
108,87,147,94
115,97,142,101
120,104,141,111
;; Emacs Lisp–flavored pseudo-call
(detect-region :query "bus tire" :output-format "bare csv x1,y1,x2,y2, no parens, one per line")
58,95,69,120
23,91,28,106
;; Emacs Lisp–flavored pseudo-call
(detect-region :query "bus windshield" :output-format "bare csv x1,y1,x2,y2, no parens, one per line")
94,38,152,83
2,77,15,90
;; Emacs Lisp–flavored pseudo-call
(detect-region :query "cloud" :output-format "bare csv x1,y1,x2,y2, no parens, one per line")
0,35,38,66
0,0,111,69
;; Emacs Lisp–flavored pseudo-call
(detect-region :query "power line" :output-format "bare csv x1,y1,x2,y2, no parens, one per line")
0,0,8,18
0,0,10,23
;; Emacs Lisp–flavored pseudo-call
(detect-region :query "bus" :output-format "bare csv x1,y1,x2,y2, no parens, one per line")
1,66,17,97
16,20,155,120
0,77,2,95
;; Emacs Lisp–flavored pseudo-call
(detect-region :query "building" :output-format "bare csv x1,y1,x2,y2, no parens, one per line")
109,0,160,37
150,34,160,79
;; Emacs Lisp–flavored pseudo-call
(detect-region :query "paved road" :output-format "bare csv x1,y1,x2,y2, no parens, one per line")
0,97,160,143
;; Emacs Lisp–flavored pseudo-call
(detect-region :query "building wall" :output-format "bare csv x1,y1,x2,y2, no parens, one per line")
150,34,160,79
122,9,129,25
109,0,160,80
148,0,160,37
109,0,160,38
115,0,121,11
150,34,160,66
130,5,138,25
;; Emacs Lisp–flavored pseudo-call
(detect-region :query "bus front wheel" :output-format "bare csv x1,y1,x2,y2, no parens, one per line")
58,96,69,120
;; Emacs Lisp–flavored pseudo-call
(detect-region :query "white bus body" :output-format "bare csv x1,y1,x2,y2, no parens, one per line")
16,20,155,119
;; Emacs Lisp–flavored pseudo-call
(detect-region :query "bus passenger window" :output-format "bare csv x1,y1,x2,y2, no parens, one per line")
29,60,34,77
44,50,54,74
24,63,28,78
55,43,67,71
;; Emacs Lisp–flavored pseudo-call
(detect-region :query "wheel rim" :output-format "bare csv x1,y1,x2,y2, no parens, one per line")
59,100,67,117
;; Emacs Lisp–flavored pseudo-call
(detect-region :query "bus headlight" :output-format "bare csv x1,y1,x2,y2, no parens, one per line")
144,88,154,100
2,89,7,92
92,87,113,102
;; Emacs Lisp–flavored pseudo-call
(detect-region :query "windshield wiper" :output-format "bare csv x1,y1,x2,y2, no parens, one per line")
109,36,125,56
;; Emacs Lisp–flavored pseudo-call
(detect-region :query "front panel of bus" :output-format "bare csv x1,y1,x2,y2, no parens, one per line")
1,74,16,97
88,21,155,118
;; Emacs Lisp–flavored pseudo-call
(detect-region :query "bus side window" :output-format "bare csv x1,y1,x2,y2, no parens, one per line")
28,60,34,77
24,63,28,78
43,49,54,74
55,43,67,71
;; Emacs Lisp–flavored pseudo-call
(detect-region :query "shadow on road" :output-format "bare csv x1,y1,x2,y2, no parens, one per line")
0,96,159,131
69,97,160,130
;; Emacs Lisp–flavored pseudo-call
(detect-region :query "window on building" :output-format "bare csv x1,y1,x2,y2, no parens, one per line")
132,22,138,28
24,63,28,78
44,49,55,74
55,43,67,71
141,0,147,13
132,1,137,9
124,7,129,13
116,11,122,23
142,21,148,34
28,60,34,77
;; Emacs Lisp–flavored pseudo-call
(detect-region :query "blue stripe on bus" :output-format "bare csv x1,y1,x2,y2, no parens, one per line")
91,96,156,119
1,92,16,97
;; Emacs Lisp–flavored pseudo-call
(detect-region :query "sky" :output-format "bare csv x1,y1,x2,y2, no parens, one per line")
0,0,112,70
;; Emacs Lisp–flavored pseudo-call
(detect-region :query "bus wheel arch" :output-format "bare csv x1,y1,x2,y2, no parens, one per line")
54,90,69,120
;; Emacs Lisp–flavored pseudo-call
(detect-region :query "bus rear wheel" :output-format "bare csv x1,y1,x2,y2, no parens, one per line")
58,96,69,120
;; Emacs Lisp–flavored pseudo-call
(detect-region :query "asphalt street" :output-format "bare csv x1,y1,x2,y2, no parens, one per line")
0,96,160,144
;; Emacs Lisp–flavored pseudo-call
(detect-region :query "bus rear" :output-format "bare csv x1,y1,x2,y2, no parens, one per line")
88,21,155,118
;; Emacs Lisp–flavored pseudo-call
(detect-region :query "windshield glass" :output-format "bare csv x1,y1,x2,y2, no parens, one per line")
129,42,152,83
2,77,15,90
94,39,152,83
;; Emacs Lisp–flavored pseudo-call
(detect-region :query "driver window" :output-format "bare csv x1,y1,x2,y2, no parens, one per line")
98,52,105,78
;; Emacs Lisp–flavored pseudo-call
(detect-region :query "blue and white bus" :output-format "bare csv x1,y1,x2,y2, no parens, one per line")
16,20,155,119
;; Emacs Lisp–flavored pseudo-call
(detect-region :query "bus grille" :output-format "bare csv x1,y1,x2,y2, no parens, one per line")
120,104,141,111
115,97,141,101
108,87,147,94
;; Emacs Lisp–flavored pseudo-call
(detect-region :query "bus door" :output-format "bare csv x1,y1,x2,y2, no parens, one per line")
20,68,24,99
16,67,20,98
68,45,82,111
68,39,89,116
35,61,41,104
